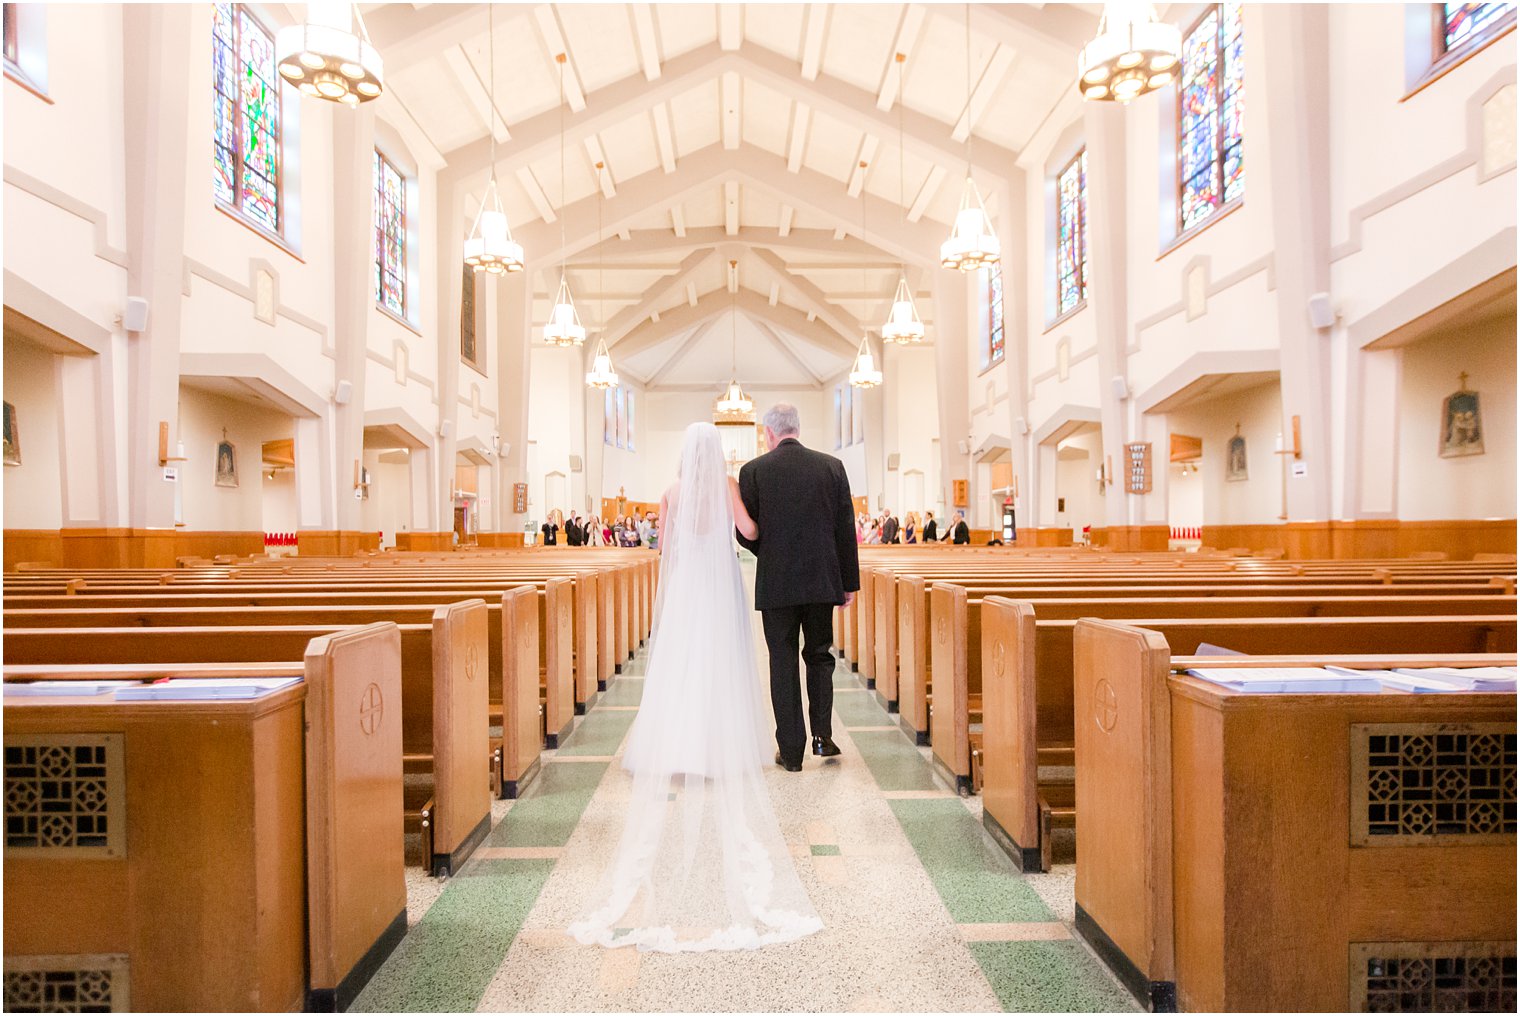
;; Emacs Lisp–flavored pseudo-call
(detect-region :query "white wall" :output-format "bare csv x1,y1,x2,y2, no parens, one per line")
1165,380,1287,527
642,389,829,499
1397,317,1516,520
1052,429,1102,536
176,385,294,531
2,339,64,529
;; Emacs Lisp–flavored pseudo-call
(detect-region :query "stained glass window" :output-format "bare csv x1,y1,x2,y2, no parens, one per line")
604,387,615,445
1178,3,1244,233
626,390,636,452
373,151,406,315
986,263,1005,366
3,4,18,66
834,386,843,449
213,3,281,233
841,384,853,446
1442,3,1516,52
1057,150,1088,316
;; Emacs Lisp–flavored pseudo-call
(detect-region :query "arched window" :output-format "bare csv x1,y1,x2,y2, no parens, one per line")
985,263,1005,367
1056,149,1088,316
373,150,407,316
1178,2,1244,234
213,3,282,234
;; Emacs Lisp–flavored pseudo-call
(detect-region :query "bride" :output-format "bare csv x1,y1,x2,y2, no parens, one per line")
569,422,823,952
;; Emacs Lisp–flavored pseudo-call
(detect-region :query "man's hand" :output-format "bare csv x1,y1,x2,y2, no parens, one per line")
844,591,855,607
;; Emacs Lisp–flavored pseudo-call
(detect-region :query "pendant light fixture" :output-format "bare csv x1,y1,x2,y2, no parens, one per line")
850,163,883,389
882,52,925,344
716,260,755,418
276,1,383,106
585,162,619,390
464,4,525,275
940,3,999,272
1077,3,1181,104
543,53,586,346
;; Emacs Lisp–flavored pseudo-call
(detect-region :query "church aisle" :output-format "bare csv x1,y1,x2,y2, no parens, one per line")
354,571,1134,1013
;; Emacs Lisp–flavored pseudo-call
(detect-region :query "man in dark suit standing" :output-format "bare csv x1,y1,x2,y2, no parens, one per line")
880,511,900,545
736,403,860,771
922,511,938,543
565,513,584,547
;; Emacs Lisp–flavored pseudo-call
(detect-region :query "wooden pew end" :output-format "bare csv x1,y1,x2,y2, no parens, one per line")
1074,905,1178,1013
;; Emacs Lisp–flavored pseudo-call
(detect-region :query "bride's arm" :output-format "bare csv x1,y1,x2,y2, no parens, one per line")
728,476,759,541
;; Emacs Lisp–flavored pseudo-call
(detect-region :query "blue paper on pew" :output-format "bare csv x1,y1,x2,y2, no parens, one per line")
3,680,141,697
114,677,303,701
1186,667,1383,693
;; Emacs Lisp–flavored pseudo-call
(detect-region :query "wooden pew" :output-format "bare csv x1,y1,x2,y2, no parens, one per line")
977,604,1516,871
3,604,492,876
1068,627,1517,1011
2,623,407,1011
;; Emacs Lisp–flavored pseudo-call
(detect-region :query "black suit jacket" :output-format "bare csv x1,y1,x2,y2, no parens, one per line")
950,520,970,545
922,519,938,542
881,517,900,544
737,438,860,610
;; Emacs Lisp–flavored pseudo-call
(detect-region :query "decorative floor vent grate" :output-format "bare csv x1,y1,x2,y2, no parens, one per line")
1352,943,1516,1012
1351,723,1516,845
4,734,125,858
4,956,128,1013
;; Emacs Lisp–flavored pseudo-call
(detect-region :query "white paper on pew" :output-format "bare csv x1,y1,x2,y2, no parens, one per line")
1325,667,1466,694
114,677,303,701
1391,667,1518,692
1185,667,1383,693
2,680,142,697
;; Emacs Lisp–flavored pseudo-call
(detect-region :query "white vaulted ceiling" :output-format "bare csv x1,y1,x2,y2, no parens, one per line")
362,3,1101,389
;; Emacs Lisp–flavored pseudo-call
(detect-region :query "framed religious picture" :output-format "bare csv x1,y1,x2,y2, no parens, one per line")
2,401,18,466
1440,383,1483,458
215,436,238,487
1226,433,1248,481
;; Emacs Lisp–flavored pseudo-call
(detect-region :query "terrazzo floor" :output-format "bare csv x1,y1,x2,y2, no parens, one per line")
353,564,1137,1014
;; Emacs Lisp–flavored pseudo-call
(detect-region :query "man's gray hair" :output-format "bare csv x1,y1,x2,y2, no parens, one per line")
762,403,801,437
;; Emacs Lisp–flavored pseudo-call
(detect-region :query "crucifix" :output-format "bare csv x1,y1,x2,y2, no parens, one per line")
1459,371,1470,391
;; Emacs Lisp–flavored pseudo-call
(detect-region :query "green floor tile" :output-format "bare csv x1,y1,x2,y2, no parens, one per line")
486,761,607,848
889,799,1053,924
833,687,887,728
970,940,1139,1013
599,676,644,706
557,708,637,756
352,858,555,1012
849,730,941,792
810,843,841,856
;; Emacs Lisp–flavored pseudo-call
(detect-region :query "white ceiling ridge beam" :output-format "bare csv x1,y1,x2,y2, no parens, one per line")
364,3,496,74
907,163,948,223
442,42,729,184
718,3,743,52
749,317,826,386
744,245,862,345
532,5,586,112
513,144,944,269
686,281,699,306
616,288,737,358
733,289,854,356
778,204,794,236
650,382,826,394
583,135,616,197
952,46,1017,144
599,248,720,351
670,205,686,237
876,4,925,111
441,45,511,143
631,4,661,81
516,166,557,223
653,102,677,173
563,225,902,262
647,317,719,386
721,72,742,150
800,5,830,82
735,43,1021,183
724,181,740,236
847,136,879,197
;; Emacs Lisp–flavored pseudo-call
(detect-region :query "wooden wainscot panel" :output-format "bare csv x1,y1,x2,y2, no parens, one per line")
1396,519,1518,560
3,530,63,571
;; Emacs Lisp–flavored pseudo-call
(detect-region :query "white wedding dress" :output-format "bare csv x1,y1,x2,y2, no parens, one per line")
569,423,823,953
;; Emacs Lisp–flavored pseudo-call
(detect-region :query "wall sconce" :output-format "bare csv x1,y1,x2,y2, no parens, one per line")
157,421,188,467
353,459,370,500
1272,415,1303,460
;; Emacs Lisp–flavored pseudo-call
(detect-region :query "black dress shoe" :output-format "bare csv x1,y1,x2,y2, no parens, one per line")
774,751,802,772
812,736,842,758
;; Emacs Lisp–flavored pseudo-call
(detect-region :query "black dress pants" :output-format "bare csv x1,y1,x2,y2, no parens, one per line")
761,602,836,763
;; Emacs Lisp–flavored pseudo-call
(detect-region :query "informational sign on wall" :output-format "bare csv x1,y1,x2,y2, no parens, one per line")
952,479,969,507
1124,442,1153,495
512,482,528,514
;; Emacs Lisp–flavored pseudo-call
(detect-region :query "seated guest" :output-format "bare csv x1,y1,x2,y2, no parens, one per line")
922,511,938,543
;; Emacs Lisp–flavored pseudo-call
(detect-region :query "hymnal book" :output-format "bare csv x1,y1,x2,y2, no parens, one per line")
1186,667,1383,694
3,680,142,697
113,677,303,701
1391,667,1517,693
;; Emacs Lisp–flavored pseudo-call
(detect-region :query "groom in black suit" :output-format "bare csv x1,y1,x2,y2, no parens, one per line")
736,403,860,771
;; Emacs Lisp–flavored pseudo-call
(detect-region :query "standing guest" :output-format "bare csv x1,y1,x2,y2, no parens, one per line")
586,515,607,546
855,513,868,543
904,512,918,544
948,510,971,545
922,511,938,543
880,510,900,545
541,510,562,547
566,513,584,547
620,517,643,547
864,520,882,544
610,515,626,546
642,511,660,551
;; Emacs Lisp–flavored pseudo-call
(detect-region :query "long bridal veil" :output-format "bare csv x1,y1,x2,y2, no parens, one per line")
569,422,822,952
